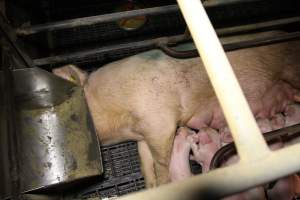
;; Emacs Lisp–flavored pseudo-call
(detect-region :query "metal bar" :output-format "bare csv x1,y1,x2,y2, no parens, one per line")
118,144,300,200
210,123,300,170
32,18,300,66
0,12,34,68
159,31,300,59
177,0,269,161
16,0,261,36
204,0,261,7
217,16,300,36
223,31,300,50
2,49,20,199
16,5,179,35
33,34,187,66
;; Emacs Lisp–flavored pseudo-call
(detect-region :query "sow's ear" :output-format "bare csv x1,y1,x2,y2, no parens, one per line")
52,64,88,86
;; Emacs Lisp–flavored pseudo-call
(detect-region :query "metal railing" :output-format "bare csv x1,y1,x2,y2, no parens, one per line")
116,0,300,199
1,1,300,198
32,17,300,67
16,0,262,36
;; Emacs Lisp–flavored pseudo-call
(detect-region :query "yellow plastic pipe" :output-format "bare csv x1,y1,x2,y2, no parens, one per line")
176,0,270,161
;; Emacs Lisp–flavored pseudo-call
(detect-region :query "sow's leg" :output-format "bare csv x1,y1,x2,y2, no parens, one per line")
140,113,178,185
138,141,157,187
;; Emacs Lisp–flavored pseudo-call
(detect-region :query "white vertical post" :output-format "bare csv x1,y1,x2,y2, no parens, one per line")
176,0,270,161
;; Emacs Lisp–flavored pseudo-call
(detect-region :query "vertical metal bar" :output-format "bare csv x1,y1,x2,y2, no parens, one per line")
176,0,270,161
0,12,34,68
2,48,20,199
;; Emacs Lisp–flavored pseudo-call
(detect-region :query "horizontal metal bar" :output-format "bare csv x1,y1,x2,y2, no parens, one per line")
16,5,179,35
33,34,188,66
160,31,300,59
217,16,300,36
118,144,300,200
223,31,300,50
32,17,300,66
16,0,261,36
204,0,261,7
210,123,300,170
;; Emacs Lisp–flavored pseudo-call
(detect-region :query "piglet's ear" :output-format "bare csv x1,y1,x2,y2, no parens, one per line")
52,64,88,86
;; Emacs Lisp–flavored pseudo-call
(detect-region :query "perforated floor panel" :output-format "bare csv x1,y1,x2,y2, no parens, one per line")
76,142,145,199
74,141,201,199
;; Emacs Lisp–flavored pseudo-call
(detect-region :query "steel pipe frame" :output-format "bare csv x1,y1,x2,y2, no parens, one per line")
2,46,20,199
32,16,300,67
116,0,300,199
216,16,300,36
0,13,34,68
210,123,300,170
33,34,188,66
16,0,261,36
158,31,300,59
1,0,299,198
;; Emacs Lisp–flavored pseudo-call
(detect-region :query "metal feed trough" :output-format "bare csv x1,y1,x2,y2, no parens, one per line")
0,67,103,199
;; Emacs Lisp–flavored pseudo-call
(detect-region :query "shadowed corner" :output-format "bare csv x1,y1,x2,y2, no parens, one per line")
186,185,224,200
